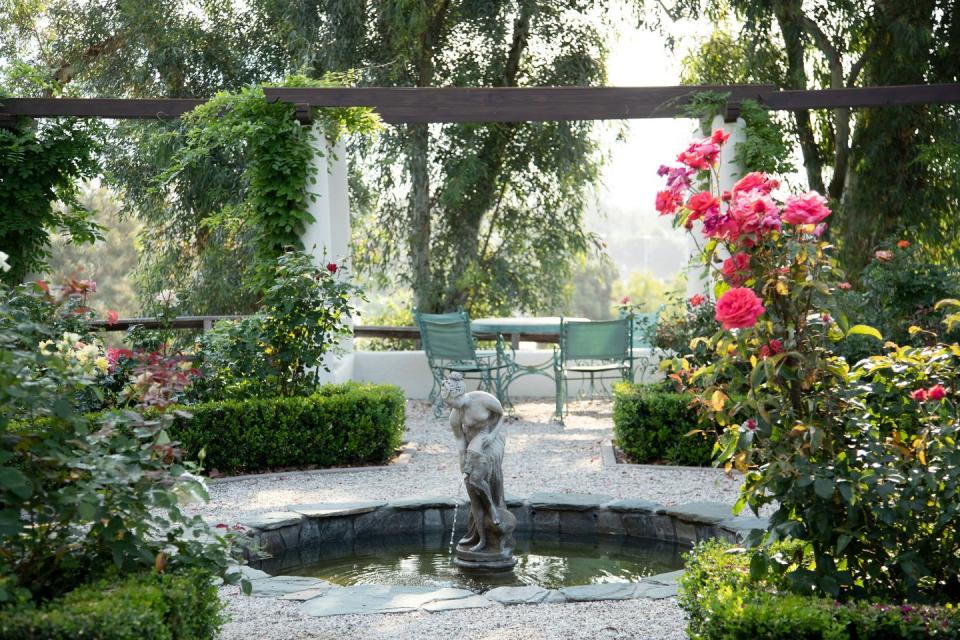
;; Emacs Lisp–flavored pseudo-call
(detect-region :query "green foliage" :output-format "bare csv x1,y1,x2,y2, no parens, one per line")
46,186,142,317
191,250,361,398
354,295,415,352
836,241,960,363
150,76,379,301
0,569,223,640
166,383,405,474
680,541,960,640
0,118,102,285
0,286,244,604
612,382,712,466
647,295,718,368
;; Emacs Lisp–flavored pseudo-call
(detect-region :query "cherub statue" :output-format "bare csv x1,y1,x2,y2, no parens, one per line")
441,373,516,568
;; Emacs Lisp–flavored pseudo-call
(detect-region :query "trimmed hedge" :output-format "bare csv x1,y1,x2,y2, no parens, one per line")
0,569,222,640
167,382,405,474
680,541,960,640
612,382,712,466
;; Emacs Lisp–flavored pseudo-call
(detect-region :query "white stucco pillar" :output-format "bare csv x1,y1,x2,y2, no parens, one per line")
686,113,746,299
301,127,354,383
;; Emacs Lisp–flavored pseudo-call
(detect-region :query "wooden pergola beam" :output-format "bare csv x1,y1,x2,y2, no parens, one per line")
1,83,958,127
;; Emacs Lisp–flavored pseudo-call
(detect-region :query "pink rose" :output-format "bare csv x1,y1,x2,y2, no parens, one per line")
838,282,852,290
689,294,705,307
782,192,831,225
107,310,119,326
911,388,928,402
620,295,630,305
722,253,751,286
875,250,894,262
928,384,946,401
715,287,765,330
729,189,779,237
677,138,721,170
732,172,778,195
685,192,719,221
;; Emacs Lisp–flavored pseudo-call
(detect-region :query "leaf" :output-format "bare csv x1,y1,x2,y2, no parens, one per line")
814,476,834,500
775,280,789,295
836,534,852,555
0,467,32,500
847,324,882,341
710,390,728,412
749,552,767,580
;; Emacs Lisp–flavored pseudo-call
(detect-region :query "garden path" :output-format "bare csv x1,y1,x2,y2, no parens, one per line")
201,399,743,639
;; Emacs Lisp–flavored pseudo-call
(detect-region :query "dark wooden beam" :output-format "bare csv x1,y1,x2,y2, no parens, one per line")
760,84,960,110
2,84,959,128
0,97,203,120
263,85,775,123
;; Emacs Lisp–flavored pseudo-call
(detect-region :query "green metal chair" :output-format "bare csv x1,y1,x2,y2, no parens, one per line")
553,317,634,422
414,308,512,417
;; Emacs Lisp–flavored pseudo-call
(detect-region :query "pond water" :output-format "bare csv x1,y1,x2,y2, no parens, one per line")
255,533,686,592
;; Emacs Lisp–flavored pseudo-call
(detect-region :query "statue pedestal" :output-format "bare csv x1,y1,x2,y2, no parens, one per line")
454,545,517,573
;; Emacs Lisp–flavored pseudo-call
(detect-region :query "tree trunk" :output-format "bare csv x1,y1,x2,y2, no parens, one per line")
408,122,434,312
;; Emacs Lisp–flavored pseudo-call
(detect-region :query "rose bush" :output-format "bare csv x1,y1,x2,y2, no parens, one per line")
657,130,960,601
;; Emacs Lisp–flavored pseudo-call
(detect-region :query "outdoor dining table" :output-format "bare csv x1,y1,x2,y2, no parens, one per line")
470,317,589,410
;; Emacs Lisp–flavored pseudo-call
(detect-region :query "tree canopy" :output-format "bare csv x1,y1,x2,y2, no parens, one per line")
659,0,960,273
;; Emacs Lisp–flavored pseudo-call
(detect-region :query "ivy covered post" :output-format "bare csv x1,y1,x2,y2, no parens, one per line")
301,128,354,384
686,113,746,299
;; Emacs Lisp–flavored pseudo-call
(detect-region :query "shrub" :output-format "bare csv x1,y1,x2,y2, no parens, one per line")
612,382,712,466
0,287,246,605
191,250,362,399
680,541,960,640
0,569,222,640
167,382,405,474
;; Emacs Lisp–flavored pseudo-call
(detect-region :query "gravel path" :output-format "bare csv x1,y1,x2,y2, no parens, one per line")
197,399,743,639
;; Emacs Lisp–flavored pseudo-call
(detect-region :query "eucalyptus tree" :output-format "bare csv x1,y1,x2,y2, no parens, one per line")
653,0,960,273
252,0,612,314
4,1,615,315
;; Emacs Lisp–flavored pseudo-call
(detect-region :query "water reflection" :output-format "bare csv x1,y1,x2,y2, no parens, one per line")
253,533,686,592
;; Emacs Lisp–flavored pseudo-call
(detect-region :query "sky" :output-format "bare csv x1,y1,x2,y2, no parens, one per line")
589,14,714,281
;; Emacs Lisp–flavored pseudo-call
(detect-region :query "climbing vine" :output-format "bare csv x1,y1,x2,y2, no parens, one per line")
0,114,102,285
156,74,380,288
683,91,794,176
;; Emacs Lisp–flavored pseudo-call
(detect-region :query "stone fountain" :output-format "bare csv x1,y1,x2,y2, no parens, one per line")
440,372,517,572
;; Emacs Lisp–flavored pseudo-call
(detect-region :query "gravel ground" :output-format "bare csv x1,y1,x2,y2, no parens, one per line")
197,399,743,639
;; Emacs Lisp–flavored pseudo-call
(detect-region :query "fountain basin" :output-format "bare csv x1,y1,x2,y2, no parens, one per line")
234,493,768,615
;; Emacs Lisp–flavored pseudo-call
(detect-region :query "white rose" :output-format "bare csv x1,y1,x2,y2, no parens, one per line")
0,251,10,273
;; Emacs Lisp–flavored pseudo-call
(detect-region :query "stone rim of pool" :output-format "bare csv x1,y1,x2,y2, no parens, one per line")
230,493,768,616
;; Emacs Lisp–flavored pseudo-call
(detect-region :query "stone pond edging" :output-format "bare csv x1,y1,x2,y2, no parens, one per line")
231,493,767,616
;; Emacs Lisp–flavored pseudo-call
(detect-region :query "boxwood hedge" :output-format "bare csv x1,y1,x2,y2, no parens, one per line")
612,382,712,466
0,569,222,640
680,541,960,640
167,382,405,474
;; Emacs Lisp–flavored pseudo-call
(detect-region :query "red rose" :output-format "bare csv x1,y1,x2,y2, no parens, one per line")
911,388,928,402
326,262,338,273
685,192,720,222
655,190,683,215
711,129,731,145
689,294,705,307
732,172,778,195
722,253,751,286
928,384,946,401
715,287,765,330
768,339,784,354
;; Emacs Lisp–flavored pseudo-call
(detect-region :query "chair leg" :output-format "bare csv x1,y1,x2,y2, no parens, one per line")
428,368,445,418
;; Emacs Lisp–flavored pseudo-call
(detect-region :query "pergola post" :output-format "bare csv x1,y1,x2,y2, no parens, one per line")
301,126,354,382
686,113,746,299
